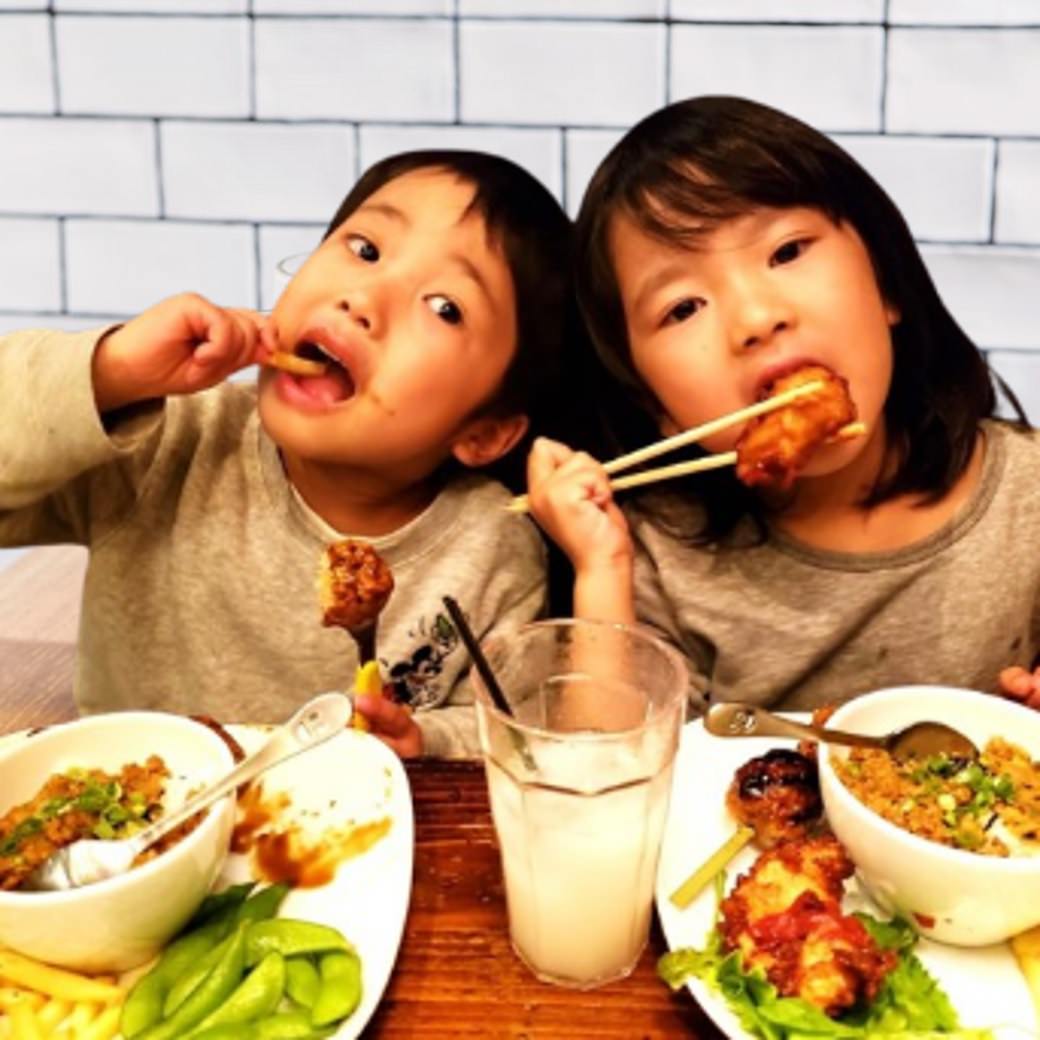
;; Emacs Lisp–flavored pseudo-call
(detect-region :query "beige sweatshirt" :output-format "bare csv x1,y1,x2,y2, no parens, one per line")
629,419,1040,712
0,327,548,757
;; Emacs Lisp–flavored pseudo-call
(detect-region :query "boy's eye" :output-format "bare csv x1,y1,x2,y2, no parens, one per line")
425,295,462,326
771,238,810,265
663,297,703,326
347,235,379,263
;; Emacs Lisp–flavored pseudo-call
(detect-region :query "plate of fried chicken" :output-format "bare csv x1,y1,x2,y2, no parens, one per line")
655,719,1036,1039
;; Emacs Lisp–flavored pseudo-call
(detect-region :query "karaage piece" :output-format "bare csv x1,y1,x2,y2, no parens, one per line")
719,836,897,1016
736,365,857,490
726,748,823,848
318,540,394,632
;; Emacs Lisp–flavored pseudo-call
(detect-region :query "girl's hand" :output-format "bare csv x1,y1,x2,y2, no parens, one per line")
353,694,423,759
526,437,635,620
92,293,266,413
999,665,1040,710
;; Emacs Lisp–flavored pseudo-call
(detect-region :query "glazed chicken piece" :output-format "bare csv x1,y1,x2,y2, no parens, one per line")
726,748,823,848
719,836,897,1016
318,540,394,631
736,365,857,491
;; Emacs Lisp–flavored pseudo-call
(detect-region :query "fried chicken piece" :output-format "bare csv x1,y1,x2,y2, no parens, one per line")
318,539,394,630
736,365,857,491
727,749,823,848
720,836,897,1016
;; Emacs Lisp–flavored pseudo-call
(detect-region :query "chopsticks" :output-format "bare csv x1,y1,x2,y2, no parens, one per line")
506,379,825,515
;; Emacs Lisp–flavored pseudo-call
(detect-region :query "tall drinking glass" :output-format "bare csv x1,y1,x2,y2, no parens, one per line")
474,618,688,989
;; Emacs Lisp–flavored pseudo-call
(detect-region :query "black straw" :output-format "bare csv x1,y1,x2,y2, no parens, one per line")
442,596,514,718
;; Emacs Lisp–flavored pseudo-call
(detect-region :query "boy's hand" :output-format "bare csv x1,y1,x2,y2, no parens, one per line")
353,693,423,759
999,665,1040,709
92,293,265,413
526,437,633,574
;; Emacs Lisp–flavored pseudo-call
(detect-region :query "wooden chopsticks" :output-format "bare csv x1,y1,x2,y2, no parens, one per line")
506,379,825,514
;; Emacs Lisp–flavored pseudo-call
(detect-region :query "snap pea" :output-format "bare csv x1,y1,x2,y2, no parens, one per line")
136,923,249,1040
163,938,227,1017
245,920,351,966
256,1010,335,1039
121,916,228,1037
284,956,320,1009
191,1018,333,1040
120,971,166,1039
188,881,257,930
310,950,362,1028
233,882,290,925
185,1028,252,1040
187,951,285,1035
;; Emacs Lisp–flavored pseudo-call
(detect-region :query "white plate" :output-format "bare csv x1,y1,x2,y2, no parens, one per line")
0,723,413,1039
655,719,1036,1040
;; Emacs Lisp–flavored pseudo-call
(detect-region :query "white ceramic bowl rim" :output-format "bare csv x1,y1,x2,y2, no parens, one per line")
0,711,234,904
820,685,1040,874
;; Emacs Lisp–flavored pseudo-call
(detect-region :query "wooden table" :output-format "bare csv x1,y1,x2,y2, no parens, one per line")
0,547,719,1038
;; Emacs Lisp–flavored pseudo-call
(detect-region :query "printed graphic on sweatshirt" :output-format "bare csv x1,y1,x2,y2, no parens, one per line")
387,611,459,709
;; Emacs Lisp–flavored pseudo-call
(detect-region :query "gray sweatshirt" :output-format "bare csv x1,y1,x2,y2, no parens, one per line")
0,327,548,757
629,419,1040,712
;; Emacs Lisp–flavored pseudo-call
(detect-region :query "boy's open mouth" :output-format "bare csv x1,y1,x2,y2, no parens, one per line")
289,341,356,405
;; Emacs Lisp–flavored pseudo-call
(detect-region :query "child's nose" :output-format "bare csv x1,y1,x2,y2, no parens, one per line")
337,284,379,333
727,286,794,353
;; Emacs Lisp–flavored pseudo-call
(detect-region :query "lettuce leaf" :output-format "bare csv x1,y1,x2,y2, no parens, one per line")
657,916,989,1040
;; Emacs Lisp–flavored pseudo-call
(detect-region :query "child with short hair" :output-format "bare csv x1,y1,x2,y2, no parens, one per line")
0,150,574,757
526,96,1040,712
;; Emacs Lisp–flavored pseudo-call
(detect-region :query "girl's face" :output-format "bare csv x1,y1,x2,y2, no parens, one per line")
259,169,521,483
609,205,899,480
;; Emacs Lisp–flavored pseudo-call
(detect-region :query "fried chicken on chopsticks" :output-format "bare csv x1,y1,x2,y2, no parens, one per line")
736,365,858,491
719,836,897,1016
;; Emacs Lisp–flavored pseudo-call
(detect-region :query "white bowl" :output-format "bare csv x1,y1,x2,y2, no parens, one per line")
819,685,1040,947
0,712,236,972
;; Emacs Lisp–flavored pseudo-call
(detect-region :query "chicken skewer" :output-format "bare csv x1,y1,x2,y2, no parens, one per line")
318,539,395,730
669,747,822,908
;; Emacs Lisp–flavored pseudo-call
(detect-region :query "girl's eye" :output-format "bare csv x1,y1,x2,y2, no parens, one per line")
771,238,810,266
425,294,462,326
347,235,379,263
663,297,703,326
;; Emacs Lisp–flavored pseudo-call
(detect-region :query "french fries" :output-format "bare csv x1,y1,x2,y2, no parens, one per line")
0,948,125,1040
265,351,327,377
1011,924,1040,1027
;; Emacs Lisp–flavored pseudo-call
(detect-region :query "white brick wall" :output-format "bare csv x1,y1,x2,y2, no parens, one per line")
0,15,54,114
0,1,1038,416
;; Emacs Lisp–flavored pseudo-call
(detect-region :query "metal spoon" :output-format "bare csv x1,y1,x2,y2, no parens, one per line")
704,702,978,763
25,692,353,892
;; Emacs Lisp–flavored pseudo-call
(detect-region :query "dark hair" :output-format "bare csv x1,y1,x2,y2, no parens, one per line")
575,95,1026,540
323,150,580,490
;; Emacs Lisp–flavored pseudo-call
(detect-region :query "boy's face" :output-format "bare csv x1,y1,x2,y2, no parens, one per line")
609,205,898,481
259,169,522,482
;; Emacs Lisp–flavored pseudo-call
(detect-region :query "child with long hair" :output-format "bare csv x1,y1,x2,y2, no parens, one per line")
1,150,574,756
527,95,1040,712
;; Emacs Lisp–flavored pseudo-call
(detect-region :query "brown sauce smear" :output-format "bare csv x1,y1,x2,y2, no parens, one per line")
232,781,391,887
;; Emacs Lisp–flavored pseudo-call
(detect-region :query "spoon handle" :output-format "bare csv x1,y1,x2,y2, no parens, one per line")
128,692,353,854
705,702,883,750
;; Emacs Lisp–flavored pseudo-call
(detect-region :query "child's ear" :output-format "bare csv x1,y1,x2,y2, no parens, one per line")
451,413,529,468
